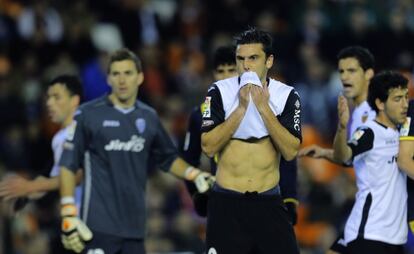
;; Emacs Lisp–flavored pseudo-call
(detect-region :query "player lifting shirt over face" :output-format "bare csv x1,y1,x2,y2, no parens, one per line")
201,27,301,254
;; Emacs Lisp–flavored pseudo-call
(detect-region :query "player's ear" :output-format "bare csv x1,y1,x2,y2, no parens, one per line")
266,54,274,69
375,98,385,112
365,68,374,81
137,72,144,86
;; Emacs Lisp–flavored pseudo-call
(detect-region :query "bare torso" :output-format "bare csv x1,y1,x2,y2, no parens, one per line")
216,137,280,193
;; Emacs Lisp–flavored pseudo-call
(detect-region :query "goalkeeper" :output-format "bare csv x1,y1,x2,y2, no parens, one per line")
59,48,214,254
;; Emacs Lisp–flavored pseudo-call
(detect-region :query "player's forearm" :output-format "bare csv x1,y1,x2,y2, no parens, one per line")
259,106,300,161
60,167,76,198
201,107,246,157
169,157,193,179
333,126,352,163
320,148,343,164
31,176,59,193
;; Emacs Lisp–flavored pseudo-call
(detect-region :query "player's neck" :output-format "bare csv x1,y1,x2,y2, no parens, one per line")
61,114,74,128
109,94,137,109
375,114,397,130
352,93,367,107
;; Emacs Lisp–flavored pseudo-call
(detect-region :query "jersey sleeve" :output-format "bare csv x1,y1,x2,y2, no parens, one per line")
277,90,302,142
400,100,414,141
279,158,297,200
59,110,87,172
151,116,179,172
201,85,225,133
180,107,202,167
347,126,374,158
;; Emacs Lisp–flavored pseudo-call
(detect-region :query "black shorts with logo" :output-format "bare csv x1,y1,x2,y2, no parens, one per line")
206,185,299,254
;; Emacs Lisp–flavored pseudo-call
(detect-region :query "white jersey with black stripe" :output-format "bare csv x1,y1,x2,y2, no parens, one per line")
50,126,83,210
349,101,376,136
344,120,407,245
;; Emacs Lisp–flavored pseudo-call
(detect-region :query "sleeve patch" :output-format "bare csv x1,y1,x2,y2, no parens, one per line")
350,129,365,145
202,120,214,127
202,97,211,118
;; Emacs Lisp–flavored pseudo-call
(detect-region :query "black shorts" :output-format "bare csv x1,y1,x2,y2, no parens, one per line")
83,230,145,254
206,186,299,254
346,238,404,254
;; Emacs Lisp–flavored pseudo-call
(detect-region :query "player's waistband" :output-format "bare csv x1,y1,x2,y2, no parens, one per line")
212,183,281,196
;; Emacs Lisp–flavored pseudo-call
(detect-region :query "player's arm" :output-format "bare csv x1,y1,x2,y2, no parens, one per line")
252,87,302,161
0,171,83,200
298,145,343,164
169,157,215,193
398,140,414,178
333,95,352,163
333,97,373,165
180,108,203,167
59,112,92,253
398,105,414,178
201,85,249,157
151,113,215,193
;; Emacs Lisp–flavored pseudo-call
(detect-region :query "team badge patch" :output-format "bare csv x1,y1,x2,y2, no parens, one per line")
135,118,146,134
400,117,411,137
361,111,368,123
350,128,365,145
202,97,211,118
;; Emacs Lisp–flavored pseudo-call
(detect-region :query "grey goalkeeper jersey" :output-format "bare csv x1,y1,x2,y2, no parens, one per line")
60,96,178,238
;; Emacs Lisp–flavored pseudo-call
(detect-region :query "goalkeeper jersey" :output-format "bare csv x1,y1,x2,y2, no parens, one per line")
60,96,178,239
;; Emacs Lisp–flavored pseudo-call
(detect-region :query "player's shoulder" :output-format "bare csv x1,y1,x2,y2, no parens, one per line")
136,100,157,115
269,78,294,90
213,76,239,92
76,96,108,116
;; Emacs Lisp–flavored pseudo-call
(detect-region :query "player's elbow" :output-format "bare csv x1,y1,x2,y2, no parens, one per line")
282,149,298,161
201,133,216,158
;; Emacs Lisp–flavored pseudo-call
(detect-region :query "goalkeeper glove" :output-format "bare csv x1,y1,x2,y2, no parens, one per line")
61,198,93,253
185,167,215,193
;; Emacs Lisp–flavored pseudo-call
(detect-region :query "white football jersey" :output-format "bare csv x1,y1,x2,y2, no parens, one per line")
344,120,407,245
349,101,376,136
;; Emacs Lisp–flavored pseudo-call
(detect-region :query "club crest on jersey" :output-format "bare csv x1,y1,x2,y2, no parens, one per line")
135,118,146,134
295,99,300,109
202,97,211,118
400,117,411,137
361,111,369,123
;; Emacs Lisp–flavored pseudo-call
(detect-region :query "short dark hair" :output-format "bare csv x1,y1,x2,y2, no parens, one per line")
107,48,142,73
48,74,83,100
234,27,273,57
367,71,408,113
213,46,236,69
337,46,375,71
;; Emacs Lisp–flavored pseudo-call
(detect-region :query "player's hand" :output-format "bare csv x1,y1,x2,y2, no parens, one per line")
284,199,298,225
239,85,251,110
61,203,93,253
298,145,327,159
185,167,215,193
337,95,350,130
251,84,270,112
0,175,32,200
